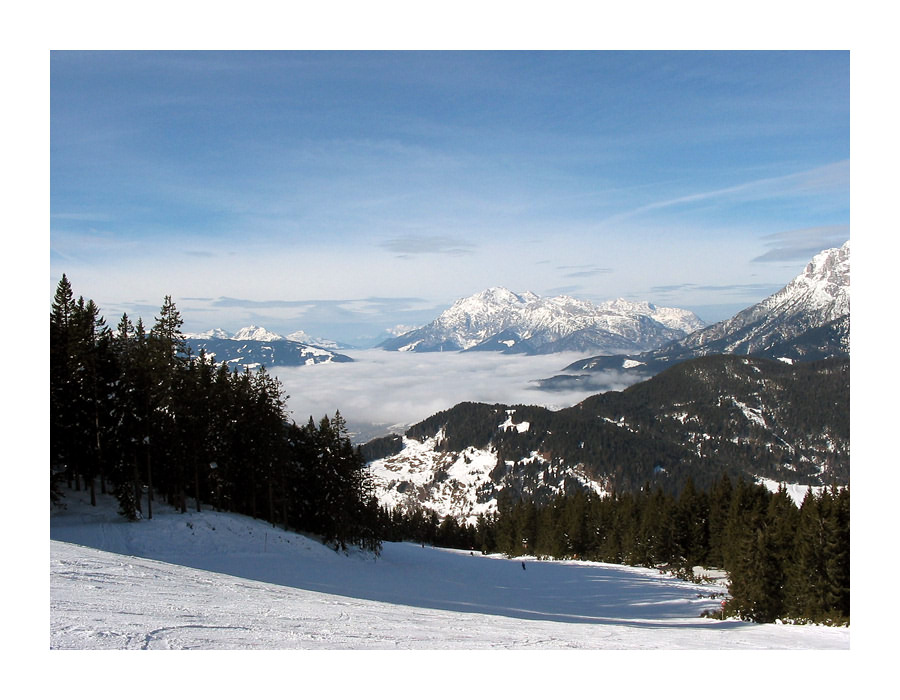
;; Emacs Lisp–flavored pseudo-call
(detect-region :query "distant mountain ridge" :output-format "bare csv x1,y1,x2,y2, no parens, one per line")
379,287,705,355
549,241,850,385
184,325,353,371
185,325,349,349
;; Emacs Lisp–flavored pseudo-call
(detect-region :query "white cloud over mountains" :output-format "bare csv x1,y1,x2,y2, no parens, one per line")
276,349,632,441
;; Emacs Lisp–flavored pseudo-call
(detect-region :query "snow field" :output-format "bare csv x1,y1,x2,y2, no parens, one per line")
50,488,849,651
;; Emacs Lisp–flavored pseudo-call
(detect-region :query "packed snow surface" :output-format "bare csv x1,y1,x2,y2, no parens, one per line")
50,489,848,650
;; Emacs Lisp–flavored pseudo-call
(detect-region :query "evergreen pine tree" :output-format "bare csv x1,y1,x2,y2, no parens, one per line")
50,275,77,503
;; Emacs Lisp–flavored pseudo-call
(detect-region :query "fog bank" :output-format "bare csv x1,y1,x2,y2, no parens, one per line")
275,349,635,442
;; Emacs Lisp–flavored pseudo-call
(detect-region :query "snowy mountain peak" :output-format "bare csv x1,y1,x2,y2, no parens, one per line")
601,298,653,314
185,328,231,340
792,240,850,311
745,240,850,331
462,287,532,308
663,241,850,359
285,330,347,351
231,326,285,342
381,287,706,355
285,330,314,344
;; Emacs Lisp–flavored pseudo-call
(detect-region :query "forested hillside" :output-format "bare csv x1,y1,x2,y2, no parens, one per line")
49,275,380,552
480,477,849,624
385,355,848,500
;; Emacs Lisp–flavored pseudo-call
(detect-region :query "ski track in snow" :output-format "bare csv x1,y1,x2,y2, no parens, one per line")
50,490,849,650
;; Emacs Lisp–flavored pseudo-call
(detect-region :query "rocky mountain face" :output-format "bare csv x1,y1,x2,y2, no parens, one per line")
184,326,353,371
549,241,850,386
669,240,849,358
379,287,705,355
364,355,849,524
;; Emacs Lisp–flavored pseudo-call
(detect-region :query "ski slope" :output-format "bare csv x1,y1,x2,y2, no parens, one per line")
50,488,849,650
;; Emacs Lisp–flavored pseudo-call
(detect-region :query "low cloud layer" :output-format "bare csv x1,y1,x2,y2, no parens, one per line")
275,349,635,442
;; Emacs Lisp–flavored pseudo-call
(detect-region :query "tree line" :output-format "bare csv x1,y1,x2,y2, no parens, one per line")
388,475,848,625
50,275,380,553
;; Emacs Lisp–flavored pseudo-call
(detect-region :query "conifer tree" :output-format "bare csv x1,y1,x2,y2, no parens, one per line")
50,275,77,503
727,524,784,622
51,281,384,553
706,474,733,567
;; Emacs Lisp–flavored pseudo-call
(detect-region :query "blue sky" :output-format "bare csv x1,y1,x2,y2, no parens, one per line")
50,50,849,344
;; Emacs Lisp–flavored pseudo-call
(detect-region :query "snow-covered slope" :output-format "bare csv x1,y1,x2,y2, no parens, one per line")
380,287,705,355
49,488,849,649
370,414,609,526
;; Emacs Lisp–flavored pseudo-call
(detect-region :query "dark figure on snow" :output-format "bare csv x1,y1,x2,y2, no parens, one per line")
521,562,526,570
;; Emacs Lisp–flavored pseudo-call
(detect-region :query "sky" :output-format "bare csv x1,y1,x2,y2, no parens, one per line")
50,50,850,345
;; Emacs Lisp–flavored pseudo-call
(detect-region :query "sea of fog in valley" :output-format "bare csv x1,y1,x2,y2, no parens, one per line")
276,349,635,442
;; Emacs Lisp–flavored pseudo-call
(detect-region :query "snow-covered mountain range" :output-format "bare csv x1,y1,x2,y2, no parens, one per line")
184,326,353,371
379,288,705,355
186,325,348,349
556,241,850,381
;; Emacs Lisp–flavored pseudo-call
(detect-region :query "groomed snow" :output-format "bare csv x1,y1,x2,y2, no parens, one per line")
50,488,849,650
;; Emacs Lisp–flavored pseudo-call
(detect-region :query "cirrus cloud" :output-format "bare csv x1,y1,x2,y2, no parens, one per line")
378,235,476,258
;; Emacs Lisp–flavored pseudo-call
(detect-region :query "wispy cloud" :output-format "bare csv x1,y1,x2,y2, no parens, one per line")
378,235,476,258
210,296,430,314
557,265,613,279
650,282,782,297
51,212,113,222
601,160,850,226
211,297,319,310
50,228,141,264
752,225,849,263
